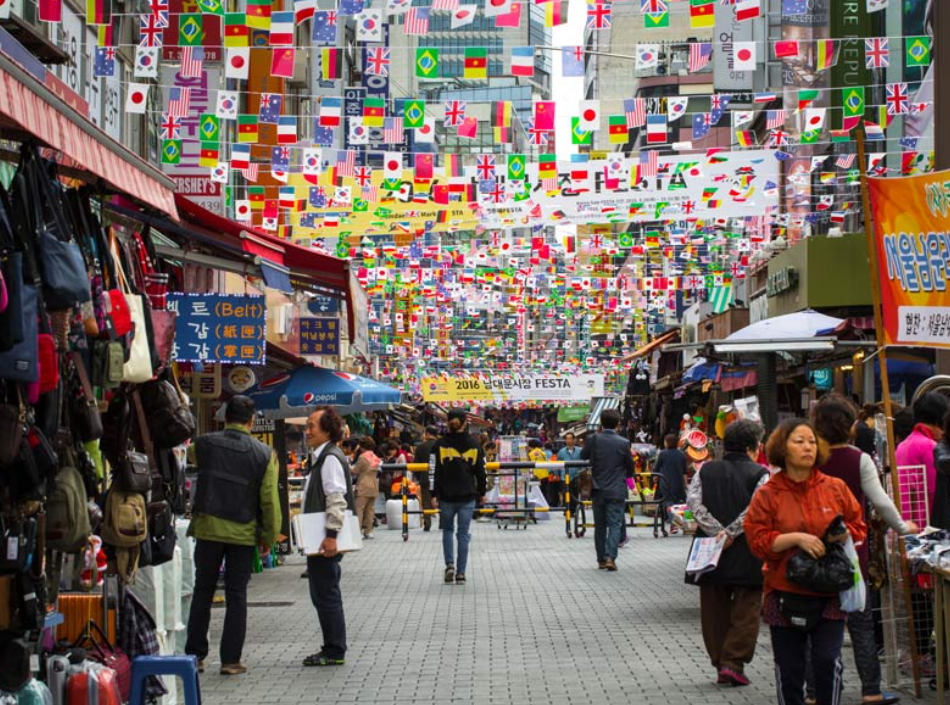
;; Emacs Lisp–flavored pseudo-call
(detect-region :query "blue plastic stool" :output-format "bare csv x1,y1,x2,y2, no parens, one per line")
128,655,201,705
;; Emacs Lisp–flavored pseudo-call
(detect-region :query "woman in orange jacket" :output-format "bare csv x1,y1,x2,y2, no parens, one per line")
744,418,866,705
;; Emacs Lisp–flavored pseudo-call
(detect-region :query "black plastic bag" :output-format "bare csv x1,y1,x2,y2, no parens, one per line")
786,514,854,594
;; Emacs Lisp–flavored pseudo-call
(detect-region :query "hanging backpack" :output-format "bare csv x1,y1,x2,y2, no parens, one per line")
46,451,92,553
139,371,195,449
100,489,147,549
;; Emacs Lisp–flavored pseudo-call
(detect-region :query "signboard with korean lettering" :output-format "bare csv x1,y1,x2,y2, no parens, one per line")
869,168,950,348
178,364,223,399
168,294,267,364
299,317,340,357
419,373,604,403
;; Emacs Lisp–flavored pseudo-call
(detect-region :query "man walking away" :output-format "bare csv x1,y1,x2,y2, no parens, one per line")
185,396,281,676
414,426,439,531
582,409,633,571
686,419,769,687
302,406,355,667
430,410,487,585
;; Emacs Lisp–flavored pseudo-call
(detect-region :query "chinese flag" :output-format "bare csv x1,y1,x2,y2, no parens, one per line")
38,0,62,22
534,101,555,130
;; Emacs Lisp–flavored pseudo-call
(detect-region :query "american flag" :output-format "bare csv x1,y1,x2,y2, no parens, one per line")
689,43,712,72
640,150,658,178
404,6,430,35
180,47,204,78
766,109,786,129
363,185,379,202
336,149,356,176
167,87,191,118
835,153,856,170
241,163,260,182
383,116,404,143
623,98,646,128
432,0,458,10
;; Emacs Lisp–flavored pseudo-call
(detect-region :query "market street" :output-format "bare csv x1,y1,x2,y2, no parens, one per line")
197,519,933,705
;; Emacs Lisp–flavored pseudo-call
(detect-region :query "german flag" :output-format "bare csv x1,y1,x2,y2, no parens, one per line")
86,0,111,26
224,13,249,47
493,127,510,143
492,100,512,128
464,47,487,79
321,48,342,80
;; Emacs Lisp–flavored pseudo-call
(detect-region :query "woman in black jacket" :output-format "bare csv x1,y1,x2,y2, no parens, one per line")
686,419,768,687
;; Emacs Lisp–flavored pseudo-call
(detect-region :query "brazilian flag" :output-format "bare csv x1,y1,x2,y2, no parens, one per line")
179,14,203,46
197,0,224,16
404,99,425,129
161,139,182,164
800,129,820,144
842,86,865,118
507,153,526,181
644,11,668,28
571,117,591,145
415,48,439,79
200,113,220,142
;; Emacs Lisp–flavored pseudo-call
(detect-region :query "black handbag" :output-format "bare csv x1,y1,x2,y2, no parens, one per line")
23,147,91,311
786,515,854,594
146,501,176,567
139,376,196,449
70,352,102,442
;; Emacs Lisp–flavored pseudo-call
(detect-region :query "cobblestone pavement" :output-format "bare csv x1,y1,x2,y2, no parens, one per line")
197,517,938,705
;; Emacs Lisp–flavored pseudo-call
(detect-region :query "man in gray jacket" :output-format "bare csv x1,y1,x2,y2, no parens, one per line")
302,406,354,667
581,409,633,571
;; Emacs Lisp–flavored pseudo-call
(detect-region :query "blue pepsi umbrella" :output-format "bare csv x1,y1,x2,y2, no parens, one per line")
247,366,402,419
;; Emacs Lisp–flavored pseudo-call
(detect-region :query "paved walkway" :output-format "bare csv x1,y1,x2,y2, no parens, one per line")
198,518,937,705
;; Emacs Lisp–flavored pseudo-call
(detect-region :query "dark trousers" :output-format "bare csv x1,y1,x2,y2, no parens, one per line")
771,619,845,705
699,585,762,672
307,555,346,660
592,494,624,562
185,540,255,665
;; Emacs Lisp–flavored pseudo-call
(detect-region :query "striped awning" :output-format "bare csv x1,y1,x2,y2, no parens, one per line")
587,396,621,431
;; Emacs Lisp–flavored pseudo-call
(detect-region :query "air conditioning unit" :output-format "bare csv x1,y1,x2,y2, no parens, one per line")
275,304,294,335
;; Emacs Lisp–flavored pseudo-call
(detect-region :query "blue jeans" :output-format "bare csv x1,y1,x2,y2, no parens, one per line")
592,494,625,561
440,500,476,574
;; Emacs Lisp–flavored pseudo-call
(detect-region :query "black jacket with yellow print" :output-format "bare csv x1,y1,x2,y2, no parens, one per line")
428,432,487,502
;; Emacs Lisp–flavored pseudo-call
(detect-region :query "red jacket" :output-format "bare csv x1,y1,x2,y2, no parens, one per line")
744,470,866,597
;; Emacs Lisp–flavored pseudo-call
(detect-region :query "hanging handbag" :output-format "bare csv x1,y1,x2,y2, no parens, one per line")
0,515,37,574
109,233,152,383
112,394,152,494
70,353,103,442
23,147,91,311
150,308,177,370
37,329,58,395
0,387,26,467
146,501,176,567
139,370,196,449
91,339,124,389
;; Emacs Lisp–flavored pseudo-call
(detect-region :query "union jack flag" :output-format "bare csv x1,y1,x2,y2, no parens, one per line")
355,166,373,187
586,2,611,29
365,47,390,77
160,113,180,140
527,121,549,146
864,37,889,69
444,100,466,127
139,14,166,47
640,0,666,12
689,42,712,72
383,116,404,144
167,87,191,118
886,82,909,115
476,154,495,180
147,0,168,20
768,128,789,147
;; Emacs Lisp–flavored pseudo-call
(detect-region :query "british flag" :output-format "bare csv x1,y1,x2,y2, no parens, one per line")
586,2,611,29
864,37,889,69
886,82,909,115
147,0,168,21
640,0,666,12
444,100,466,127
527,122,549,146
160,113,180,140
139,14,166,47
355,166,373,187
365,47,390,77
768,128,789,147
476,154,495,180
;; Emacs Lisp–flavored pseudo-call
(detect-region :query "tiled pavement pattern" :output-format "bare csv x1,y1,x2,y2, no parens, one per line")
198,518,939,705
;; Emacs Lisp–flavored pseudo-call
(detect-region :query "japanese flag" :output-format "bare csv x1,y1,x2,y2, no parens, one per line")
577,100,600,131
125,83,149,114
734,42,757,71
383,152,402,180
226,48,250,80
415,117,436,143
235,200,251,221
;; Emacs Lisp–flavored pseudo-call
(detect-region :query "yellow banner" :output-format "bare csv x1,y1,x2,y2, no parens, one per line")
420,377,494,402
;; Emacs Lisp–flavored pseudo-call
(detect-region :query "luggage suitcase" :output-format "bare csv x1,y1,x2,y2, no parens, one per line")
47,654,70,705
66,666,122,705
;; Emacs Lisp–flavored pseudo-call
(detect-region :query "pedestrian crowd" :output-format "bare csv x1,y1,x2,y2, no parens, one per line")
180,390,944,705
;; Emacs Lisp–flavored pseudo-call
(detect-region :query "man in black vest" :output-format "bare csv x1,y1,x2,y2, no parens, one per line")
185,396,281,676
302,406,354,667
581,409,633,571
686,418,769,687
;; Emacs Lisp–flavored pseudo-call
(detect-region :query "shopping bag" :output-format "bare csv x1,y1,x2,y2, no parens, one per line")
527,485,550,521
839,535,867,613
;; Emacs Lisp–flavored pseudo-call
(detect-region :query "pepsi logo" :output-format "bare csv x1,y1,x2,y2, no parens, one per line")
259,374,290,389
303,392,315,404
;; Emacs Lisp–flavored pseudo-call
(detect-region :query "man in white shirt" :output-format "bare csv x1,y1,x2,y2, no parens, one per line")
301,406,354,667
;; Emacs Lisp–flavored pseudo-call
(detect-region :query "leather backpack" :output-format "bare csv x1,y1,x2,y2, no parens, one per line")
139,373,195,449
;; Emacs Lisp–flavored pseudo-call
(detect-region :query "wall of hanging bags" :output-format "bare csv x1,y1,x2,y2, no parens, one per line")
0,144,196,695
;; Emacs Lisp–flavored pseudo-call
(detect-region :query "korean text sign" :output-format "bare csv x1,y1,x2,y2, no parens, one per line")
299,317,340,356
168,294,266,364
869,168,950,348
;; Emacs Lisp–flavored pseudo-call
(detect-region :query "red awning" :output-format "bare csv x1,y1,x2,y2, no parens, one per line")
0,54,178,218
173,195,348,290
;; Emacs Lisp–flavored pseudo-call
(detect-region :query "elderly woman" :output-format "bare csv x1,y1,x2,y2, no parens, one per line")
745,419,866,705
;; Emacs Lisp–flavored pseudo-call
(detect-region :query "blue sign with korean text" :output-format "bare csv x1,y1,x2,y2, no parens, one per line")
299,317,340,357
307,295,340,315
168,294,267,365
